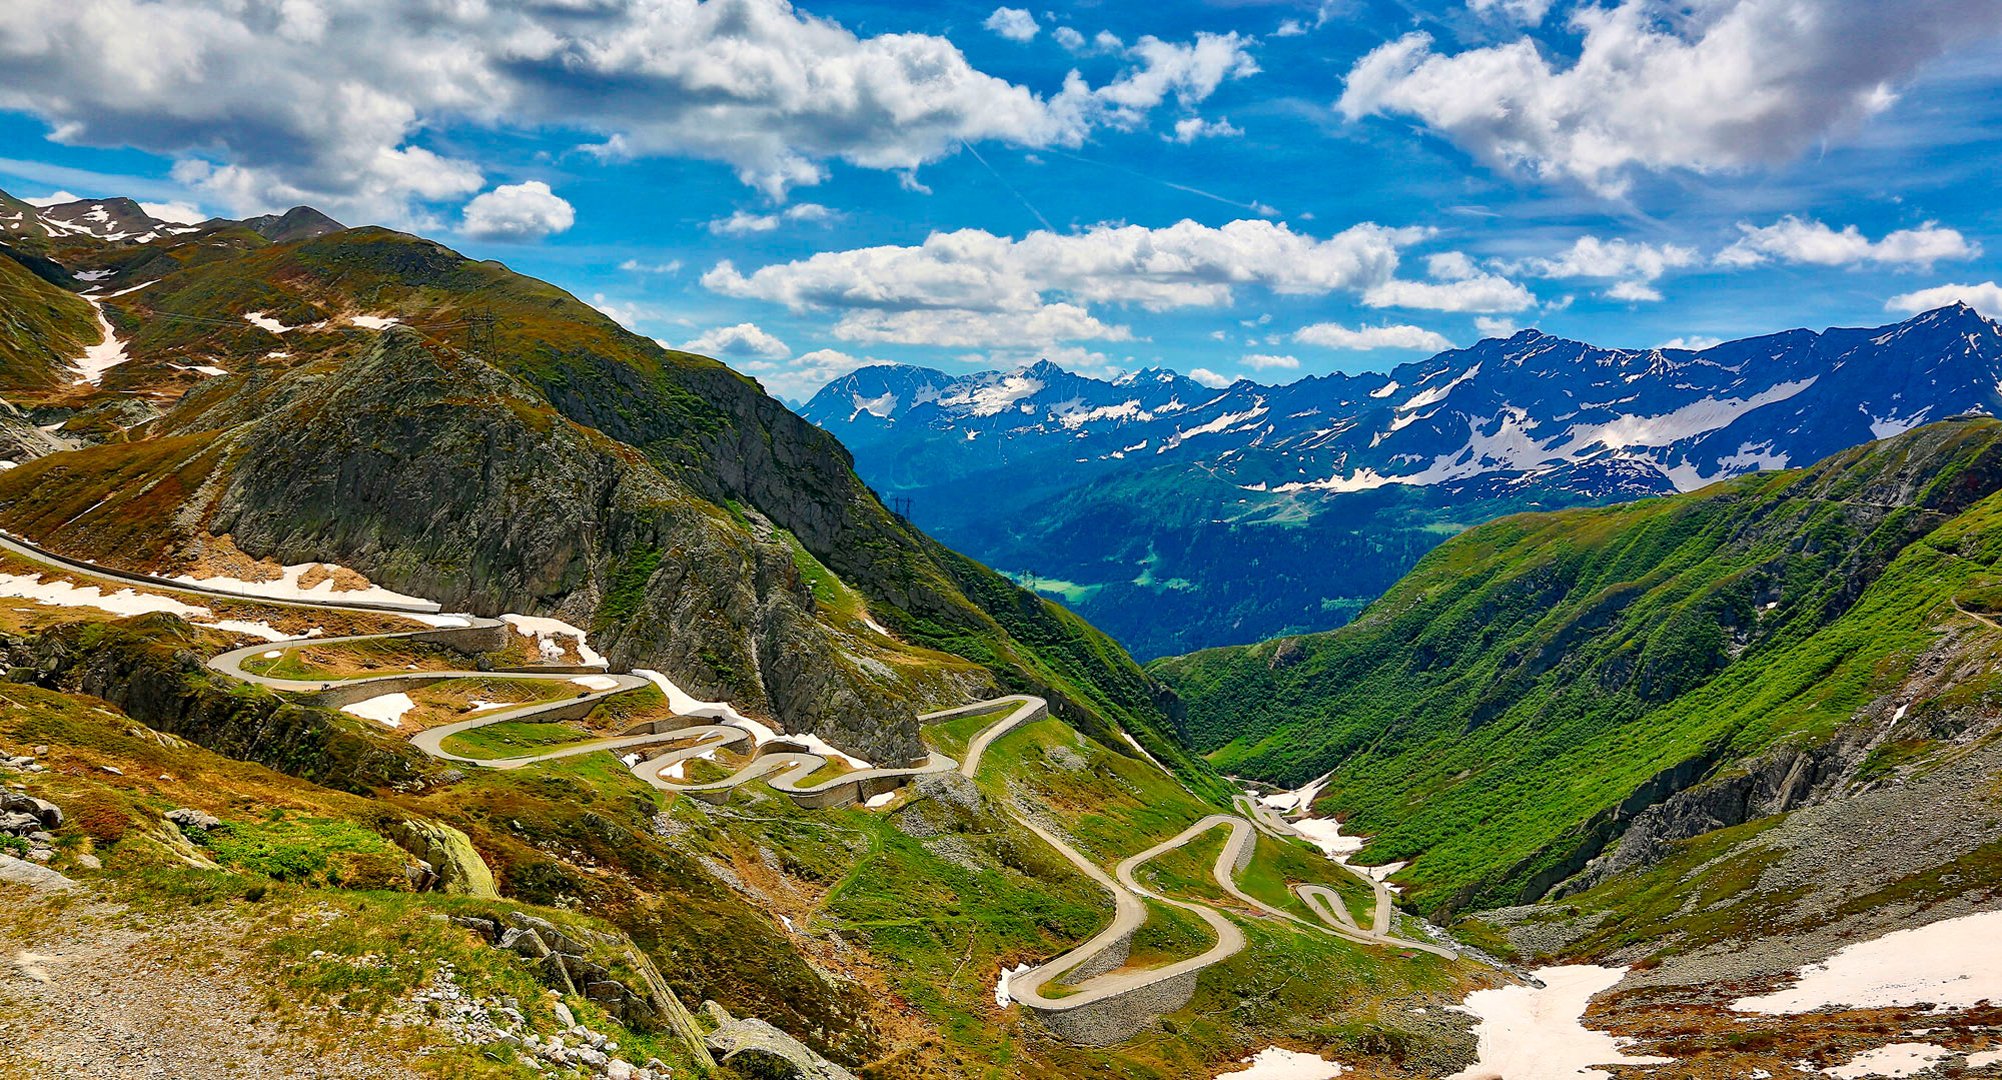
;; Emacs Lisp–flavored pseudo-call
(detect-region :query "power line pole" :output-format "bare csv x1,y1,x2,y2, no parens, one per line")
465,308,498,356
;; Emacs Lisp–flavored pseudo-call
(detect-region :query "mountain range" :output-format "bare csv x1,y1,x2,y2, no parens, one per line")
803,305,2002,657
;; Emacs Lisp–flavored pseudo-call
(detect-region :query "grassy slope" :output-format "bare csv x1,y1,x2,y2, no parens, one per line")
0,254,97,389
0,224,1208,792
1151,419,2002,913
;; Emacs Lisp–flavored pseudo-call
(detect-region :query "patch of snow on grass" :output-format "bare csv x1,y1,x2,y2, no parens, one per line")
1119,730,1173,776
199,619,307,643
1447,965,1671,1080
1966,1049,2002,1068
171,563,438,610
1216,1047,1345,1079
634,668,772,739
348,314,399,329
260,650,283,659
995,963,1032,1008
863,791,896,809
1821,1043,1951,1078
790,733,873,771
243,312,299,334
466,700,510,712
1731,910,2002,1014
1290,817,1365,858
500,614,606,667
341,692,416,728
1260,772,1331,814
71,299,130,384
570,675,620,691
0,572,209,618
405,613,473,628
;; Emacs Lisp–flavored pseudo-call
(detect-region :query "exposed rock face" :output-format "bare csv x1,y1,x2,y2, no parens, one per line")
702,1005,858,1080
399,819,497,898
0,853,76,890
188,332,924,763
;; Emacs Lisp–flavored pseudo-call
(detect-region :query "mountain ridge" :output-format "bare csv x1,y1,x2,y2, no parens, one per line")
803,303,2002,656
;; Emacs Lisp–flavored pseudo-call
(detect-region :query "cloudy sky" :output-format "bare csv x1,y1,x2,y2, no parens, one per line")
2,0,1999,400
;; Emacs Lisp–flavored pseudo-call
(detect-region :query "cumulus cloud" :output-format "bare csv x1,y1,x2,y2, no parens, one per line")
1362,250,1536,312
1605,279,1663,302
707,203,837,235
1659,335,1725,350
138,199,208,224
984,7,1039,42
0,0,1258,220
734,346,875,402
620,258,683,275
704,218,1435,346
1168,116,1243,142
680,322,793,359
1717,216,1979,268
460,181,575,241
1885,281,2002,317
1293,321,1455,351
1339,0,2002,195
1475,316,1519,337
1518,236,1699,282
1188,367,1234,388
1242,353,1300,370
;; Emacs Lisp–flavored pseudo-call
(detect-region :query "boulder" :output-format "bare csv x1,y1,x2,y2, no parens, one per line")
0,792,60,828
0,853,77,891
165,807,221,832
399,819,498,897
703,1017,857,1080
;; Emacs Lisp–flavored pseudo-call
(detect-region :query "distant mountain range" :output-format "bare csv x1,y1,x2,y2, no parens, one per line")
802,303,2002,657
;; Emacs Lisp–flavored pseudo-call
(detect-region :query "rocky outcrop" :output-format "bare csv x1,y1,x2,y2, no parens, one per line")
400,819,497,898
701,1002,858,1080
185,332,925,765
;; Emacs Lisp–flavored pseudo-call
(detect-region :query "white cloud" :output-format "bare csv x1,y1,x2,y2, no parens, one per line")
1717,216,1979,268
833,305,1129,348
1362,252,1536,312
1659,335,1724,350
704,218,1437,346
1475,316,1519,337
1519,236,1699,281
1168,116,1243,142
1605,279,1663,302
1339,0,2002,195
983,7,1039,42
1188,367,1234,388
734,346,874,402
23,190,80,206
591,293,660,333
1885,281,2002,318
707,203,837,236
0,0,1257,219
1274,19,1308,37
138,199,207,224
460,181,574,241
1242,353,1300,370
620,258,683,275
1053,27,1087,51
1294,321,1454,351
680,322,793,360
1467,0,1555,25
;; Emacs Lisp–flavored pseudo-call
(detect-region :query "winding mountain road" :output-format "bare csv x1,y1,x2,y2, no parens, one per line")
2,530,1459,1044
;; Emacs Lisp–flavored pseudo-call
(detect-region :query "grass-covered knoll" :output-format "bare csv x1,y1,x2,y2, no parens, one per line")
1152,419,2002,914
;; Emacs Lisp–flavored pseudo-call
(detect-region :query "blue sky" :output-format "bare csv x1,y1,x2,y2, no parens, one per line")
2,0,1999,400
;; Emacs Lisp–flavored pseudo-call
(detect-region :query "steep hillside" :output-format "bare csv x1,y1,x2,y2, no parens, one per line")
806,306,2002,656
1153,418,2002,914
0,200,1199,783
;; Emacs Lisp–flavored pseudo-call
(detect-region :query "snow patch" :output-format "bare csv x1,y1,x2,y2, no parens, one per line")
348,314,399,329
994,963,1033,1008
172,563,436,610
1731,910,2002,1014
198,619,311,643
0,572,209,619
863,791,897,809
1821,1043,1951,1079
500,614,607,667
341,692,416,728
70,299,130,385
1215,1047,1346,1079
1447,965,1671,1080
570,675,621,691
